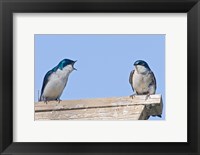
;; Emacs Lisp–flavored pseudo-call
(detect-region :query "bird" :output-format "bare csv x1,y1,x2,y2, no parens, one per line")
39,59,77,103
129,60,161,118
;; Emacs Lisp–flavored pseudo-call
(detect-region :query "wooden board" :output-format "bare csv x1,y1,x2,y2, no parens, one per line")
35,105,146,120
35,94,163,120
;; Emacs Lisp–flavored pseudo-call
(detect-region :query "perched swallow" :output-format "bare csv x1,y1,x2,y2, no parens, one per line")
129,60,161,118
39,59,77,103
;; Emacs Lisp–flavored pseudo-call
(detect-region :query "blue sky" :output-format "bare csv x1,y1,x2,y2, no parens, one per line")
34,34,165,120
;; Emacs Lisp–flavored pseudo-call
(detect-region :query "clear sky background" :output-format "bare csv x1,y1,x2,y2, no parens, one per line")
35,34,165,120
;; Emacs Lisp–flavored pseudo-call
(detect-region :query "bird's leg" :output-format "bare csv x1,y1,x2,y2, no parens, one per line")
145,94,151,100
44,99,48,104
57,98,62,103
130,93,136,99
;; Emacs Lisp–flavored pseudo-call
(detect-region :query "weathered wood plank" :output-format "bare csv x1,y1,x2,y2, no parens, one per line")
35,94,163,120
35,94,161,111
35,105,145,120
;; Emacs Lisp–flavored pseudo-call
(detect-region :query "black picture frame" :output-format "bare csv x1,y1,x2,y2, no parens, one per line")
0,0,200,154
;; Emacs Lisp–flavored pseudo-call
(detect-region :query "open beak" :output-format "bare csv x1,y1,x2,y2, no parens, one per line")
73,60,77,71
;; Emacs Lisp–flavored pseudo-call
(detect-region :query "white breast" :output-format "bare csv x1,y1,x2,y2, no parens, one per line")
132,70,152,94
42,64,74,100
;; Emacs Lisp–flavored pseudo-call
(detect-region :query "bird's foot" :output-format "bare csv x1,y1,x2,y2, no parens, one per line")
57,98,62,103
145,94,151,100
44,100,48,104
130,94,136,99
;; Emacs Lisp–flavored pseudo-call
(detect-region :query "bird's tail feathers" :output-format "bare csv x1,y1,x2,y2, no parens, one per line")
38,90,43,102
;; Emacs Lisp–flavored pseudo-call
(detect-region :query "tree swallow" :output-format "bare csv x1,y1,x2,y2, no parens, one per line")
129,60,161,118
129,60,156,99
39,59,77,103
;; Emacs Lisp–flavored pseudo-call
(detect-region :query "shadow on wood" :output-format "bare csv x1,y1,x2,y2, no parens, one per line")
35,94,163,120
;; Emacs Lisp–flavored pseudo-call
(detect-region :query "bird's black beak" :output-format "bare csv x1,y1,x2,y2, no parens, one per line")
73,60,77,71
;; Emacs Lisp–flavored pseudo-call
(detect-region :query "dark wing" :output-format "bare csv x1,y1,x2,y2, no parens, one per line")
149,70,157,93
129,70,135,92
39,70,53,101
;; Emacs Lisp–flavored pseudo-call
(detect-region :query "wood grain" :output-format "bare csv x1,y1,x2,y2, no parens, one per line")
35,94,162,120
